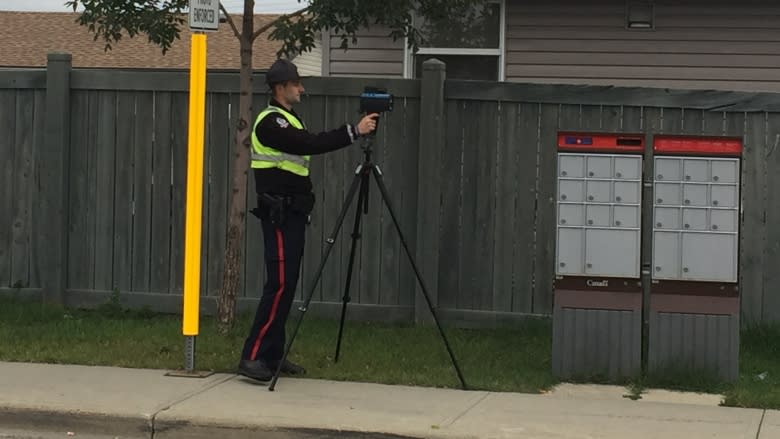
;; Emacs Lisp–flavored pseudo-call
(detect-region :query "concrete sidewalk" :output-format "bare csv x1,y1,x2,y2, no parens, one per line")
0,361,775,439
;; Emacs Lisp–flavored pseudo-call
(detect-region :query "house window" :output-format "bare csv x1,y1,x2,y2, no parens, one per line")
406,0,505,81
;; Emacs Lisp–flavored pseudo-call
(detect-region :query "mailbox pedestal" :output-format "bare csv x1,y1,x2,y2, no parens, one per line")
648,136,741,381
552,133,644,379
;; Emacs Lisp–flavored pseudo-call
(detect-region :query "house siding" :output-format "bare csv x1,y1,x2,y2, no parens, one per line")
505,0,780,92
292,41,323,77
324,26,405,77
323,0,780,92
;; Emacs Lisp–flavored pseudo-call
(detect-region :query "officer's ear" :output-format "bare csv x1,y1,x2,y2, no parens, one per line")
270,81,287,97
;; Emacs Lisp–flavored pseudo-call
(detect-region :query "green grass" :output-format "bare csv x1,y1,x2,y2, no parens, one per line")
0,297,556,393
722,324,780,409
2,297,779,409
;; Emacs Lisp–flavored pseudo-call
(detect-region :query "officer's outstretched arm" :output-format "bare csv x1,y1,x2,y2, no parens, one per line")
256,114,365,156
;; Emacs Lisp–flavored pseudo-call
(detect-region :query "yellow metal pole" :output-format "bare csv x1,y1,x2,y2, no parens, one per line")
182,32,207,370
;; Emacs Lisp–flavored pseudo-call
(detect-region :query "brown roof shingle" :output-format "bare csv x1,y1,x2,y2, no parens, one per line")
0,11,284,70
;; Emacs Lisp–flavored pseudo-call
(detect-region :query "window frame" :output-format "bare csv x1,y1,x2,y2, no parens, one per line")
403,0,506,81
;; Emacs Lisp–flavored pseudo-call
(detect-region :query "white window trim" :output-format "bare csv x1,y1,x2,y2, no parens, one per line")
403,0,505,81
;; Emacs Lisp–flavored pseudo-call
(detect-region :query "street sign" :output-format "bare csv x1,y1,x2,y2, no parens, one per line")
189,0,220,32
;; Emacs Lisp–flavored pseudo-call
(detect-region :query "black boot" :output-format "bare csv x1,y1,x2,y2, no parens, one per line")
238,359,273,382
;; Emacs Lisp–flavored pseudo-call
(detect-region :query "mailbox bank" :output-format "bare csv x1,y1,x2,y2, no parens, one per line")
648,136,741,380
552,132,742,381
552,133,644,379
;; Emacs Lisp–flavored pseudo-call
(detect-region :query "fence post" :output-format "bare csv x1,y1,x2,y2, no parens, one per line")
414,59,446,324
38,52,72,304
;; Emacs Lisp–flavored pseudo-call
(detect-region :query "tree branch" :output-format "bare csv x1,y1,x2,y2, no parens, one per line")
219,2,241,39
252,6,310,42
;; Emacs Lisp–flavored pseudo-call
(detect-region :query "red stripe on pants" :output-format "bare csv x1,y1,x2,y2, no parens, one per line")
250,228,285,360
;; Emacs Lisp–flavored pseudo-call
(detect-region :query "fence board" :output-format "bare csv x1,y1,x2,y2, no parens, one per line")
439,100,464,309
85,92,100,290
512,103,540,313
150,92,173,294
0,90,17,287
492,102,517,312
321,95,349,303
582,105,601,130
602,106,621,131
197,93,214,298
113,92,136,292
400,97,421,308
29,90,46,289
684,109,704,134
559,104,581,131
663,108,683,134
0,90,15,287
741,112,767,324
206,93,231,297
533,104,559,314
131,92,154,292
11,90,35,288
458,100,480,311
644,107,662,133
762,113,780,322
476,102,498,311
93,92,116,291
298,94,326,302
67,91,93,290
169,92,189,296
602,105,622,132
623,106,642,132
702,111,725,136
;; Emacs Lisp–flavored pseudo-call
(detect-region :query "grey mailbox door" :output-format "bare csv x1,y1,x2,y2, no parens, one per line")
556,153,643,278
652,156,740,283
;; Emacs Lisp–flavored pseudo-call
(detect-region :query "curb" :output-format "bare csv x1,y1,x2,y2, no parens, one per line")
0,407,151,438
0,407,425,439
154,420,424,439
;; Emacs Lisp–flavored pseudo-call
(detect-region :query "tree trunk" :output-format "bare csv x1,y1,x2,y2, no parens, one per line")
216,5,255,333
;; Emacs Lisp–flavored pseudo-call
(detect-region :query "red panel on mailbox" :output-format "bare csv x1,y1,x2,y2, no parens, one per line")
654,135,742,156
557,132,644,153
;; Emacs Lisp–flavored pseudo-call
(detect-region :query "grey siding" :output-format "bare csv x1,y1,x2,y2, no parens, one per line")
324,26,405,77
506,0,780,92
292,41,322,77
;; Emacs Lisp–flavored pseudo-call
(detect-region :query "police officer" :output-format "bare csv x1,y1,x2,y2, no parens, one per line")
238,59,378,382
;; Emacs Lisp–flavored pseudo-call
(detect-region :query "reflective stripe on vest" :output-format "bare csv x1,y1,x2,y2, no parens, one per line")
250,105,311,176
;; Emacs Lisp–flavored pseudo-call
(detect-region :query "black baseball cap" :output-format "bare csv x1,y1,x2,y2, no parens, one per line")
265,59,301,85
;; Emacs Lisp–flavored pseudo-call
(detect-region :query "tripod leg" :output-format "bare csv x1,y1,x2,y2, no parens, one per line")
369,166,468,390
335,169,369,363
268,167,364,391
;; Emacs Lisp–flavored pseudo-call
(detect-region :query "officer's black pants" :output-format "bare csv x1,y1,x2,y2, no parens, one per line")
241,209,307,364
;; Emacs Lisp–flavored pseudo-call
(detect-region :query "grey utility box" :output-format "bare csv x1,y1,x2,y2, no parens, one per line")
552,133,644,380
648,136,742,381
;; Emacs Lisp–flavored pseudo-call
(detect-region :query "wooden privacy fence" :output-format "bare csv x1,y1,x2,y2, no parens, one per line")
1,54,780,325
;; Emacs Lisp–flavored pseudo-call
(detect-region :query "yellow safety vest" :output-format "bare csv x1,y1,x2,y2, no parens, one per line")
250,106,310,176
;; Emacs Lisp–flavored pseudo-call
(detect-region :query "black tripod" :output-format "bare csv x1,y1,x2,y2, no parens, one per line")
268,130,467,391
